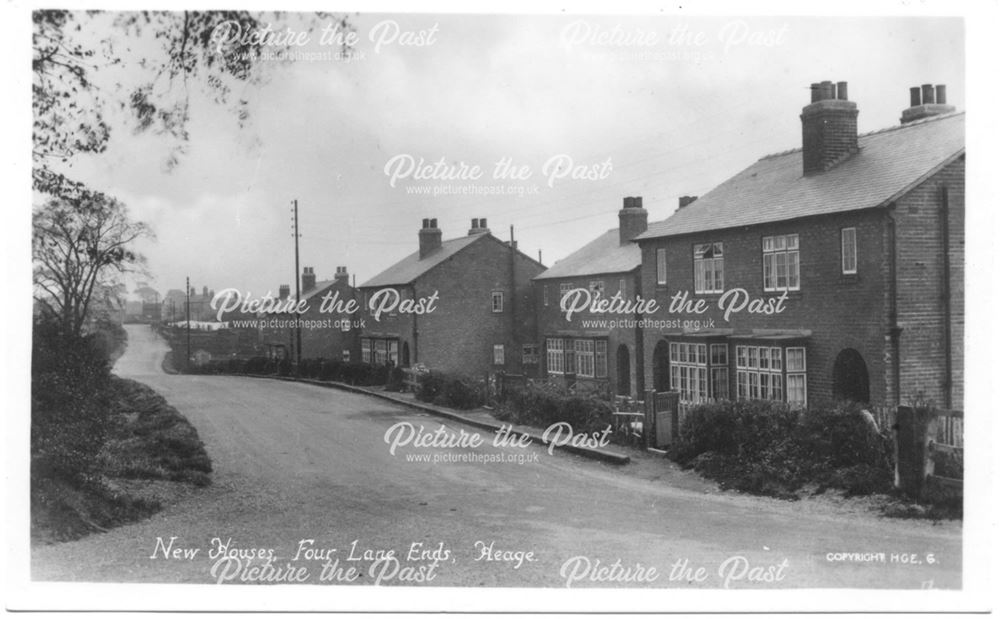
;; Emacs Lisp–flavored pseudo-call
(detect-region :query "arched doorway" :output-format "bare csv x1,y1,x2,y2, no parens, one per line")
401,341,411,368
653,340,670,392
616,344,631,396
832,348,870,403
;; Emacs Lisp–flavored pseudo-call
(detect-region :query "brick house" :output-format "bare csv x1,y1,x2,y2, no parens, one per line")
357,218,545,377
260,266,361,362
533,197,649,396
634,81,964,410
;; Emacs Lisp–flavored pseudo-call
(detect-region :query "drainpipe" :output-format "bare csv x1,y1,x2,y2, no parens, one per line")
411,283,419,365
887,207,902,406
940,186,953,409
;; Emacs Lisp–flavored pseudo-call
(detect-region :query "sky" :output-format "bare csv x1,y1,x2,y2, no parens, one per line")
54,13,965,299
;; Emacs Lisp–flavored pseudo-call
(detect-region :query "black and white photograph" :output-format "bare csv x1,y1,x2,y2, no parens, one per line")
4,0,996,613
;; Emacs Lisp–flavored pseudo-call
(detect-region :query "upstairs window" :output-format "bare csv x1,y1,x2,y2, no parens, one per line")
841,227,857,274
656,248,667,285
491,291,504,313
589,280,605,297
763,234,800,292
694,242,724,293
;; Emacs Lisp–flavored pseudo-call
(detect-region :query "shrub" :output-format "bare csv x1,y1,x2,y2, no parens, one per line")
494,382,613,436
243,357,273,375
32,319,114,484
671,398,893,498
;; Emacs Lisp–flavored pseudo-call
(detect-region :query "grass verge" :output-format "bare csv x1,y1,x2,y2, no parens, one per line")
31,377,212,544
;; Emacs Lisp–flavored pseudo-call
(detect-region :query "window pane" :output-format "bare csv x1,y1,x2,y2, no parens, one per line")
788,251,800,289
776,252,788,288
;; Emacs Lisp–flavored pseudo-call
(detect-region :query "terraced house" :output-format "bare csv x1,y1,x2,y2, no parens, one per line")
358,217,545,377
634,81,964,410
534,196,650,397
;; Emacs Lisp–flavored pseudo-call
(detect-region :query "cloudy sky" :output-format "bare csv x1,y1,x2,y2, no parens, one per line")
57,12,964,298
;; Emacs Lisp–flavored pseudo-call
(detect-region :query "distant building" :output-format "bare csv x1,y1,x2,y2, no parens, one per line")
358,218,545,376
260,266,361,362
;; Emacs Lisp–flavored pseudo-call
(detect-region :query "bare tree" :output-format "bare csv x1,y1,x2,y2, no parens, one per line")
33,196,153,337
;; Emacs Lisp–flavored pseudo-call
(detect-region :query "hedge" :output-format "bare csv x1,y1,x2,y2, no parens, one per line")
493,382,614,438
671,399,894,498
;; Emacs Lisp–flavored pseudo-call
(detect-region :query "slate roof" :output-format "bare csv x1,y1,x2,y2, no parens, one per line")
534,228,641,280
359,234,486,288
637,112,965,240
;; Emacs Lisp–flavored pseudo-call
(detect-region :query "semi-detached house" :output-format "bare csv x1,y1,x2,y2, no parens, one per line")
534,196,651,397
634,81,964,410
358,217,545,377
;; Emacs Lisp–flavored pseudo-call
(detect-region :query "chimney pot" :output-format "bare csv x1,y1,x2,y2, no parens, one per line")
819,80,834,100
935,84,947,105
470,218,478,229
836,81,848,100
430,218,437,228
479,218,487,228
921,84,935,105
278,284,290,301
810,83,821,103
910,87,922,107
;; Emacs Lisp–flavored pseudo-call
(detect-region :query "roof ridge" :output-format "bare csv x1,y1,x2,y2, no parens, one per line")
757,110,965,162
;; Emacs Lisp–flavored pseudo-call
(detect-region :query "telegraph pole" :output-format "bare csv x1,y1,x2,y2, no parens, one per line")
185,276,191,371
292,199,302,370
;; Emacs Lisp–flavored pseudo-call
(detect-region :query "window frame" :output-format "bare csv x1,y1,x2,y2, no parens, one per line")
493,344,505,365
762,234,801,292
656,248,667,286
693,242,725,294
841,227,858,275
491,290,504,313
546,338,565,374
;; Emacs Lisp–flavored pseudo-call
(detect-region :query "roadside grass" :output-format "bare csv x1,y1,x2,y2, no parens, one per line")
31,377,212,544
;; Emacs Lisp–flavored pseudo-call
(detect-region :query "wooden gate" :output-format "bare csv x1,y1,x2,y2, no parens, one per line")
644,390,680,449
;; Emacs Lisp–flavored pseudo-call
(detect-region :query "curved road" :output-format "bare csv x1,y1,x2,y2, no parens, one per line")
31,325,961,589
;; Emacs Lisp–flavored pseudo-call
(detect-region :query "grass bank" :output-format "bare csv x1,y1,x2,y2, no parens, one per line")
31,377,212,544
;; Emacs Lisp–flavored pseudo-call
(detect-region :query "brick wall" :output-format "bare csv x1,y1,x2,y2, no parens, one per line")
639,208,890,407
360,234,544,378
534,270,643,396
893,156,965,409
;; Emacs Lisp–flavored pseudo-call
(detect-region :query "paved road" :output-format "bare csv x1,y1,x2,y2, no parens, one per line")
31,325,961,589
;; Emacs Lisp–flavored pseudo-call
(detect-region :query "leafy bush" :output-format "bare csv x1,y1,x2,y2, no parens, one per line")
671,399,893,498
494,382,613,435
415,372,485,410
32,319,114,484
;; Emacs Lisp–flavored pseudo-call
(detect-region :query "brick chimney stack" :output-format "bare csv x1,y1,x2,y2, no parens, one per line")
900,83,955,124
334,266,349,284
678,196,698,209
419,218,442,259
278,285,290,301
800,80,858,175
618,196,648,244
468,218,490,236
302,266,316,293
